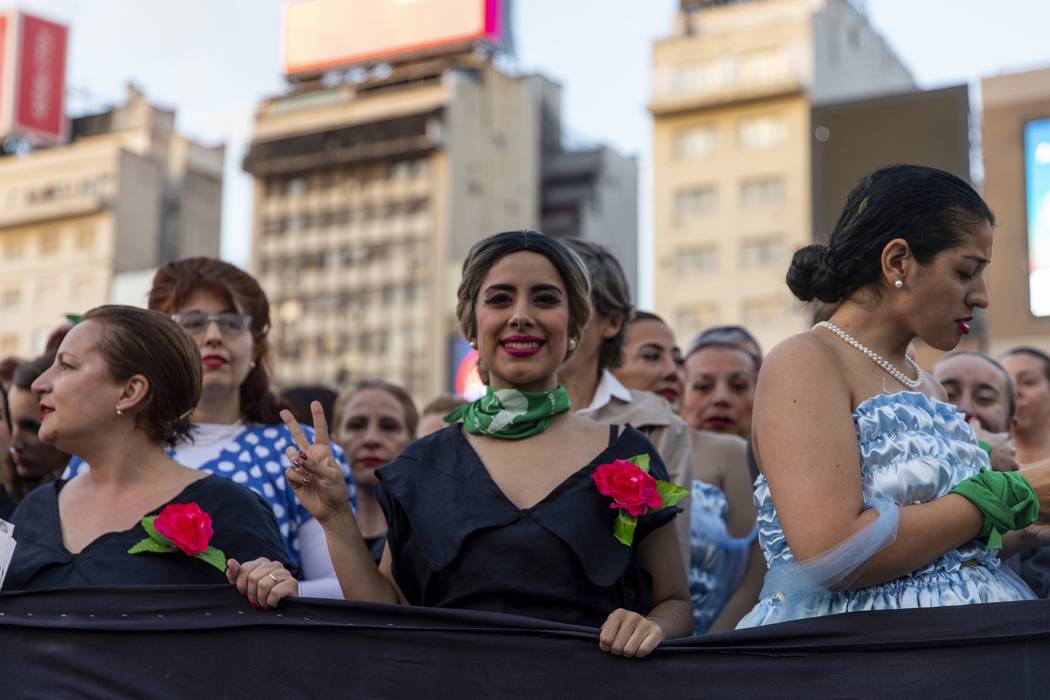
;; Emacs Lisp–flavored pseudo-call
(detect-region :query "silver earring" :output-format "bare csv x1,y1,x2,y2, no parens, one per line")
894,279,903,289
469,339,477,350
249,361,257,370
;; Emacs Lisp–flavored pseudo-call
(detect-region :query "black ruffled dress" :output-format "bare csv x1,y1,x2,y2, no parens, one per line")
376,424,678,628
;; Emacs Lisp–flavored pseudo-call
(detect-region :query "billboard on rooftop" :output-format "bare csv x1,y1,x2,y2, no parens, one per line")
283,0,504,77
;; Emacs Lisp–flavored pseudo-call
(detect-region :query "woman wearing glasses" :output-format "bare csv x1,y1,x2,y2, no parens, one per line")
67,258,352,597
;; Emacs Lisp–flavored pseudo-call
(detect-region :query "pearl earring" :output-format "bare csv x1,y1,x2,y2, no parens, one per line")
249,361,257,370
116,407,124,416
469,339,477,350
894,279,903,289
568,338,577,351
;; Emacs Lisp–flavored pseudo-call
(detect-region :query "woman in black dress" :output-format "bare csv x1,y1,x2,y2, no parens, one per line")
230,231,692,657
5,306,289,590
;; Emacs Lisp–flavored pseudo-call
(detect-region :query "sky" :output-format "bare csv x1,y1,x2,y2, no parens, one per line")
6,0,1050,307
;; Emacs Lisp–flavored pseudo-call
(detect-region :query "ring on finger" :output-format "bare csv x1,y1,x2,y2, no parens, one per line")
268,573,279,585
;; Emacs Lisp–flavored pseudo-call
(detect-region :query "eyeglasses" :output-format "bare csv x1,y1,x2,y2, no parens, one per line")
172,311,253,337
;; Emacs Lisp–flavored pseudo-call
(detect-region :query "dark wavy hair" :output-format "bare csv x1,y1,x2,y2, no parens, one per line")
82,306,201,447
148,257,287,424
456,230,592,365
787,165,995,304
561,238,632,371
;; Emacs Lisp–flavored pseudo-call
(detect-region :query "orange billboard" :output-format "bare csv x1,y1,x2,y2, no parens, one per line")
283,0,503,76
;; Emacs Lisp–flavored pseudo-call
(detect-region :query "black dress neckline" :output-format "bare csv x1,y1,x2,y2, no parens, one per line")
49,474,215,557
457,424,624,513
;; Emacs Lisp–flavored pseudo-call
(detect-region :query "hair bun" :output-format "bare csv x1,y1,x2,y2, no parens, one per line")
786,244,843,303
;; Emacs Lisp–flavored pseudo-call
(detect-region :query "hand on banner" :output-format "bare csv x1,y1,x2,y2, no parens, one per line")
598,608,664,658
227,557,298,610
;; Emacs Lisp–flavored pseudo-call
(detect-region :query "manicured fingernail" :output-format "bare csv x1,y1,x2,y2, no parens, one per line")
298,451,309,462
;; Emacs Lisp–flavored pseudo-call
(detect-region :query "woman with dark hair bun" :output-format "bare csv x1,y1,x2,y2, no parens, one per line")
65,258,352,597
5,306,288,590
739,164,1050,627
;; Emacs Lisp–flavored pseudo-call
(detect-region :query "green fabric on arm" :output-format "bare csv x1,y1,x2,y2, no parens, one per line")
443,385,571,440
950,470,1040,550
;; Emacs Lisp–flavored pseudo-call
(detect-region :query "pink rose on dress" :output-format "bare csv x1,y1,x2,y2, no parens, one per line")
591,460,662,517
153,502,214,556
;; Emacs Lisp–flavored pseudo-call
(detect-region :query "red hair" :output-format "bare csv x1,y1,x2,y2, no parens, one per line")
148,257,287,424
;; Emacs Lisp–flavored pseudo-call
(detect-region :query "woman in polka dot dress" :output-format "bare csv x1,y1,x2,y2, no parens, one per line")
70,258,353,597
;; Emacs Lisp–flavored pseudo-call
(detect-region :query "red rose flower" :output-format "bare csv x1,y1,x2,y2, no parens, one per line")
153,502,214,556
591,460,662,517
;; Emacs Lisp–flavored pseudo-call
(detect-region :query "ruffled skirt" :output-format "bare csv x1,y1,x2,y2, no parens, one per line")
737,562,1035,628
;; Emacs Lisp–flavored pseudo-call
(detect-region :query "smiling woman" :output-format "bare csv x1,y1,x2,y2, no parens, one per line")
229,231,693,658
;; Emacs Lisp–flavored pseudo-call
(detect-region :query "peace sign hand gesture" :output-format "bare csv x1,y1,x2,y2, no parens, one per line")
282,401,352,527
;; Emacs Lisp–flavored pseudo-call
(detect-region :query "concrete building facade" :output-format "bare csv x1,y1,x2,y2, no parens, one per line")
982,66,1050,356
245,57,639,398
649,0,913,353
0,86,224,357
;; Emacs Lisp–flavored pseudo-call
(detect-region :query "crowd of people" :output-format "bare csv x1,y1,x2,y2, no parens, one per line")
2,164,1050,658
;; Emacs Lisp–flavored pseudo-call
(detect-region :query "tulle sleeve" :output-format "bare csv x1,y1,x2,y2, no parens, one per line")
760,496,900,598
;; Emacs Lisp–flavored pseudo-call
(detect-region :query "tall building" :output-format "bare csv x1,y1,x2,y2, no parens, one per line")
245,55,543,399
245,59,638,398
0,85,224,357
982,66,1050,356
649,0,913,352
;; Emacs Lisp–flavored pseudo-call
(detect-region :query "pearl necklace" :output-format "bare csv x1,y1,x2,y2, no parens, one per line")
814,321,923,389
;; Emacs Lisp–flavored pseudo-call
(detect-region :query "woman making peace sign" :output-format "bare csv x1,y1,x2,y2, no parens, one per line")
229,231,692,657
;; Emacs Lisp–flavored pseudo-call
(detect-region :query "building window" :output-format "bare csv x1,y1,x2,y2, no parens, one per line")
75,228,98,252
738,115,787,151
286,177,308,197
676,245,719,275
40,230,61,255
741,297,790,327
741,236,787,269
37,277,59,303
674,126,718,159
675,186,717,219
2,287,22,308
739,49,787,86
2,234,26,259
675,304,719,341
740,177,785,209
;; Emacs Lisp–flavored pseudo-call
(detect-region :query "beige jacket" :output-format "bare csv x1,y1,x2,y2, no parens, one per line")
589,387,695,569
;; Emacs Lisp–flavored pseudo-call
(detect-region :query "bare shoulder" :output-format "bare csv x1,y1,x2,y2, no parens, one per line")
758,331,849,393
692,429,747,463
692,429,749,483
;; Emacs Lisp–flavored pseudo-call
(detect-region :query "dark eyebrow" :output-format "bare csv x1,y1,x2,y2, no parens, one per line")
963,255,990,265
56,351,77,363
530,284,563,294
481,284,516,294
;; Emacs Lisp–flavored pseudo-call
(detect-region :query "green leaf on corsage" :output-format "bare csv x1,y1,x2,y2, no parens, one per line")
626,453,651,473
656,480,689,509
613,510,638,547
128,537,177,555
195,546,228,573
128,515,178,555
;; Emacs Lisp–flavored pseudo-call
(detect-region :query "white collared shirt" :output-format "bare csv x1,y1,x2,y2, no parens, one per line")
576,369,632,417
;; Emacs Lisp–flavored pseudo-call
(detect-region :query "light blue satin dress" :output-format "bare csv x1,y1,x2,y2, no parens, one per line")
689,481,757,634
738,391,1034,628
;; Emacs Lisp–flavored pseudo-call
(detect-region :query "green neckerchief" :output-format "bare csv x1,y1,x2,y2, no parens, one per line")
444,385,571,440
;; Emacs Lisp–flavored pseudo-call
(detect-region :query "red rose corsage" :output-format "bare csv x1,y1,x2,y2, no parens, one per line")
591,454,688,546
128,502,227,572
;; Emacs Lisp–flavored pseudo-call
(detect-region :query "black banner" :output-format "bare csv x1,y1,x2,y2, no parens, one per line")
2,586,1050,698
